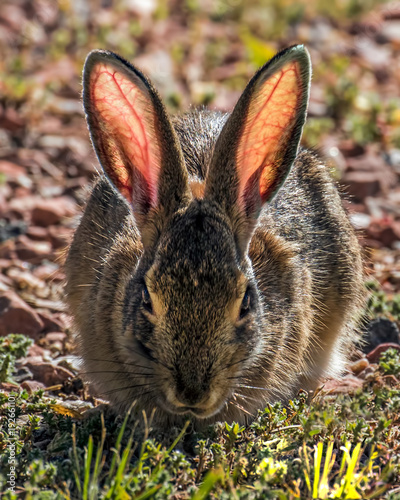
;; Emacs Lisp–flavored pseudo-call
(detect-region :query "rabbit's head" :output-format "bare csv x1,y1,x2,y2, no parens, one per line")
82,46,311,420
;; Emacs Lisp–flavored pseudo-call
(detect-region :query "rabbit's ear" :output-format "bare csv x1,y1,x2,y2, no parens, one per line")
83,50,190,219
205,45,310,235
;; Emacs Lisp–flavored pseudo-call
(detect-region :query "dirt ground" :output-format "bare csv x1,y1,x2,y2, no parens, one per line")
1,0,400,396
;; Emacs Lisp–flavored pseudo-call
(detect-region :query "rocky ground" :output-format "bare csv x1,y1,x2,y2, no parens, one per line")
1,1,400,496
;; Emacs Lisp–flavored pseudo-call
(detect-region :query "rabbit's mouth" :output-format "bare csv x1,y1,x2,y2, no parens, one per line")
159,396,225,419
166,405,220,419
172,406,207,417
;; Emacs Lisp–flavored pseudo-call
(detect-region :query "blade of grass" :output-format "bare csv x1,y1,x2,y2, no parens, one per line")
133,484,162,500
72,424,82,496
365,445,377,475
191,467,224,500
151,420,190,479
108,402,136,480
83,435,94,500
90,414,106,500
313,442,323,498
108,433,135,498
135,411,150,475
320,440,335,498
343,442,362,494
339,442,351,477
302,443,312,494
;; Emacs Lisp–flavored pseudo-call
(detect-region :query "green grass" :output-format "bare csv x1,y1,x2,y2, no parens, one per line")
1,344,400,498
0,334,33,383
365,280,400,324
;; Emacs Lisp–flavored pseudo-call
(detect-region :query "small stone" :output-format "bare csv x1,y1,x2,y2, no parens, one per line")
47,225,74,249
0,160,32,189
358,364,379,380
49,341,63,352
31,197,76,227
0,239,17,260
26,226,49,241
0,280,10,292
6,268,46,291
349,358,369,375
14,235,52,263
34,263,64,282
23,358,74,386
28,343,47,358
38,311,66,333
365,197,385,218
323,375,364,394
21,380,46,393
0,220,27,244
387,149,400,172
366,220,400,248
0,290,44,338
14,366,33,383
308,84,328,117
45,332,67,343
354,37,391,69
381,20,400,42
342,172,381,201
8,195,42,217
350,212,371,230
0,381,19,391
57,355,82,373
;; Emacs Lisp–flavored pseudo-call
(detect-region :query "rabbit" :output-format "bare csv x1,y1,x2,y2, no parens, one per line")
65,45,364,426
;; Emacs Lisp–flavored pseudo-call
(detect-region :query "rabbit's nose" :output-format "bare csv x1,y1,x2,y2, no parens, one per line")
173,374,210,407
176,386,205,407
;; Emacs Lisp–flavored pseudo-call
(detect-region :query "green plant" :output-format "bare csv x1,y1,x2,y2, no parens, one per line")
379,348,400,377
0,334,32,383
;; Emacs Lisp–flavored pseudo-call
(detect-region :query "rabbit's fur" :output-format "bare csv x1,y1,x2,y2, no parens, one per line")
65,46,364,425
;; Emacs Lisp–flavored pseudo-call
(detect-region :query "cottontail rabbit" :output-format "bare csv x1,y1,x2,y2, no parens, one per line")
65,45,364,425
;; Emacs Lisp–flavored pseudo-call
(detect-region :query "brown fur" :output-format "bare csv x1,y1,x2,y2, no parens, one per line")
65,47,364,427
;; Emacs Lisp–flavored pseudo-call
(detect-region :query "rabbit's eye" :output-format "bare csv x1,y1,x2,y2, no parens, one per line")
142,283,153,314
239,288,251,319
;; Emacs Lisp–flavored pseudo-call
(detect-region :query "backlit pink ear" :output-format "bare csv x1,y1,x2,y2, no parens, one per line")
88,61,161,207
205,45,310,229
237,57,306,206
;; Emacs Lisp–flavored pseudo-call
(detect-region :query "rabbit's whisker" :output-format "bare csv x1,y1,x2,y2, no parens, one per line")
98,383,154,397
81,370,154,377
228,400,253,418
233,392,260,404
114,341,155,361
83,256,102,264
224,357,249,371
117,390,157,409
84,357,152,371
236,384,273,392
115,341,170,370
